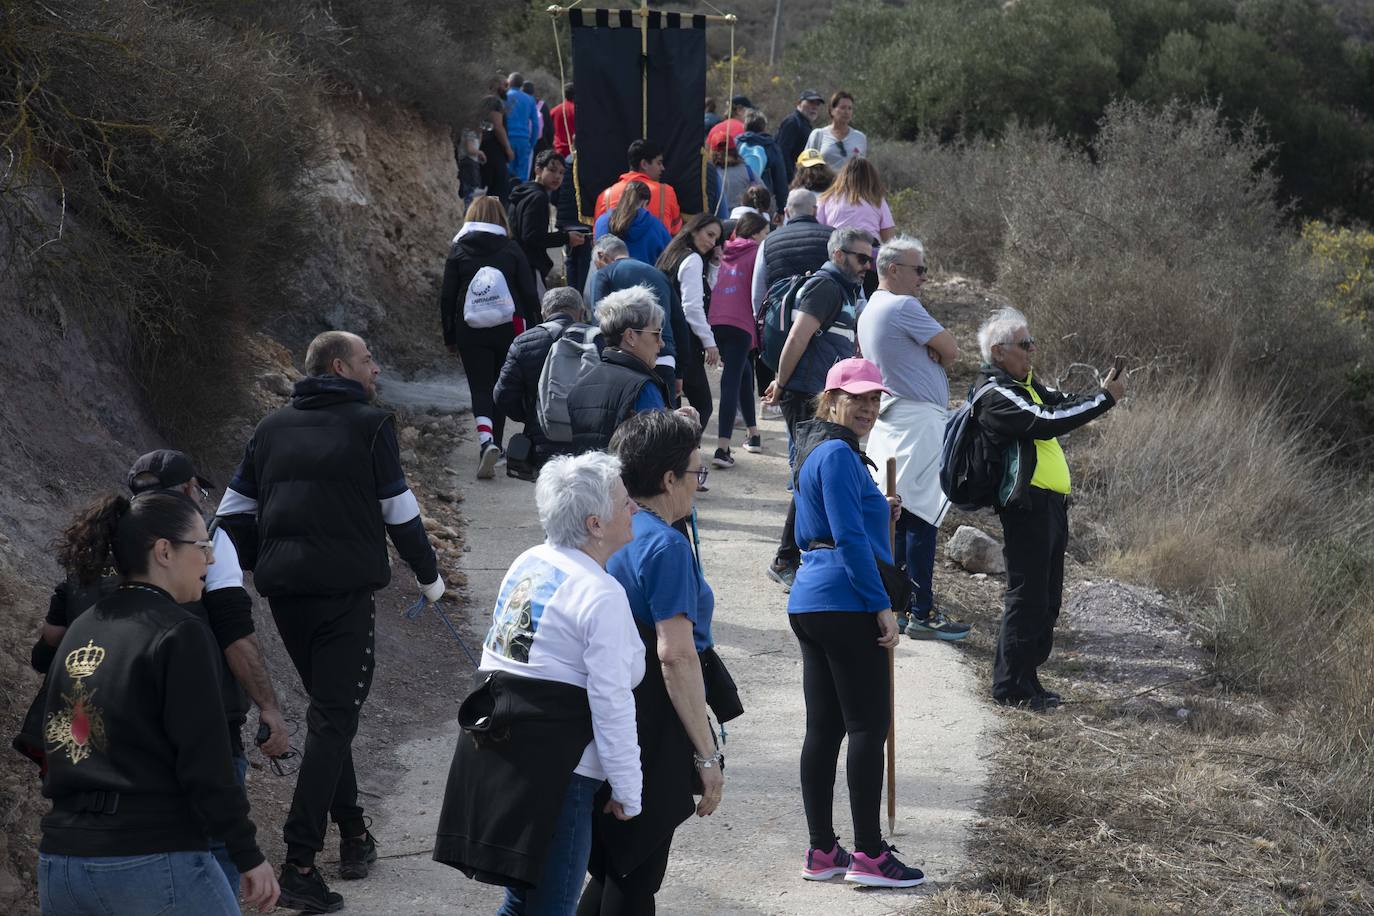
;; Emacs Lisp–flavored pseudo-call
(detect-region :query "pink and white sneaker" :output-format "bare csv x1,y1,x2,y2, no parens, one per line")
844,845,926,888
800,840,853,880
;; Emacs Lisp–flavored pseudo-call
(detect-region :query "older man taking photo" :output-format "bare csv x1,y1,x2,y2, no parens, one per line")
859,236,971,642
974,308,1124,710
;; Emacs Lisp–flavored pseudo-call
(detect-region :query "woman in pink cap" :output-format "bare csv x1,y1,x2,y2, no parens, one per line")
786,357,925,889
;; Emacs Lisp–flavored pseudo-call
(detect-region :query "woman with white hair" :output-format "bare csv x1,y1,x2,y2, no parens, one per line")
434,452,644,915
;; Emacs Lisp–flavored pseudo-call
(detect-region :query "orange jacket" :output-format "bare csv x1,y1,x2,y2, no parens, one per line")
594,171,682,235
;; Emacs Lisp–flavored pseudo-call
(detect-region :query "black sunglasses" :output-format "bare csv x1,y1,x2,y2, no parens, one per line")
899,262,928,276
999,337,1035,351
842,249,873,267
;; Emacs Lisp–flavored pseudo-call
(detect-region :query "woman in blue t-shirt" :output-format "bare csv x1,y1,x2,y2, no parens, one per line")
582,410,724,914
787,358,926,890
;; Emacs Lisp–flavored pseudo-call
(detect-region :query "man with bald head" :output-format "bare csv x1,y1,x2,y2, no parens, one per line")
220,330,444,911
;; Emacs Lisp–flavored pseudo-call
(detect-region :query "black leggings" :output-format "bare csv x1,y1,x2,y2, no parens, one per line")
789,611,891,857
712,324,756,441
577,831,673,916
679,336,713,433
455,331,514,446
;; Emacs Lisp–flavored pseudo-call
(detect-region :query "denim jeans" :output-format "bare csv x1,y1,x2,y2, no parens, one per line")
497,773,600,916
39,850,238,916
896,508,938,617
208,752,250,891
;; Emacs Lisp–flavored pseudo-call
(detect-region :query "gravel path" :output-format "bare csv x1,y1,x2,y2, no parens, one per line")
337,403,993,915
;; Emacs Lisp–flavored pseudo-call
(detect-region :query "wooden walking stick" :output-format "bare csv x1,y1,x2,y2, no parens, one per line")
885,457,898,836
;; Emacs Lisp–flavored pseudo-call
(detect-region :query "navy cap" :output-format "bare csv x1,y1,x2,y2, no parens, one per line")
730,94,753,110
799,89,824,103
127,449,214,494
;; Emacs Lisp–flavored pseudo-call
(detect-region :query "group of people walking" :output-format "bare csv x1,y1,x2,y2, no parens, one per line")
21,72,1131,916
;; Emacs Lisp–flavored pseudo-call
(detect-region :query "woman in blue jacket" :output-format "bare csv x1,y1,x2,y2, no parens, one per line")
787,358,925,890
593,180,672,267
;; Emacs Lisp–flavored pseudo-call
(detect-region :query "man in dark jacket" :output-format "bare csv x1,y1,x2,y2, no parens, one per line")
567,287,676,453
509,150,587,291
494,287,595,471
762,227,870,589
974,307,1124,710
737,110,789,214
220,330,444,912
775,89,824,183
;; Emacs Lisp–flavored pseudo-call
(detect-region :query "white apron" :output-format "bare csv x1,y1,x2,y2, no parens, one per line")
866,395,950,527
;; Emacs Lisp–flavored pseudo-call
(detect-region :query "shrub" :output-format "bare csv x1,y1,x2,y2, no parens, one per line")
1304,221,1374,325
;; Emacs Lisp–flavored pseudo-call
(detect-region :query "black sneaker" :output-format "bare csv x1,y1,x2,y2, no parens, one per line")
994,693,1060,712
713,448,735,468
767,560,797,592
906,610,972,642
1031,674,1062,705
339,827,379,880
742,434,763,453
477,441,500,479
278,864,344,913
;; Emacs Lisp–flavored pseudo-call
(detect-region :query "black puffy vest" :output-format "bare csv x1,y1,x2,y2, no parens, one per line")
251,392,393,597
566,349,671,454
761,216,833,290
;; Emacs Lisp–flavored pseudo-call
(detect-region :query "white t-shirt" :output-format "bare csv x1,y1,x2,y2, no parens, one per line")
480,543,646,815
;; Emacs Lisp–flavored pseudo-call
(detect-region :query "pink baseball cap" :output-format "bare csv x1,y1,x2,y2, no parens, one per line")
824,358,892,395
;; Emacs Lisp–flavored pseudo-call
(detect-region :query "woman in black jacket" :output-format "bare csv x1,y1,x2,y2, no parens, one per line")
39,491,278,915
441,195,541,479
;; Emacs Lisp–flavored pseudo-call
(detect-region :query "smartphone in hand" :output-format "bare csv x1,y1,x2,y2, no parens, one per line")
1111,355,1126,380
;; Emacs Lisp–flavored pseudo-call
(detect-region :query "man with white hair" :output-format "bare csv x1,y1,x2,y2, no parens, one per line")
859,236,971,642
750,188,833,314
974,308,1124,710
588,234,683,398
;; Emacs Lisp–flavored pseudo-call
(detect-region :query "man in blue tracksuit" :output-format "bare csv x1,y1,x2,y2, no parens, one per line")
505,71,540,184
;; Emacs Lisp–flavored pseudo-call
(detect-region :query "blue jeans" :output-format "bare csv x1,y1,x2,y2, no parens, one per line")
896,508,937,617
39,850,238,916
497,773,600,916
208,752,250,891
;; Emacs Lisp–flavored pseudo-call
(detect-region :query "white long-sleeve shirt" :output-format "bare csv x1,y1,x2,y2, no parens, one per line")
479,543,646,815
677,252,718,350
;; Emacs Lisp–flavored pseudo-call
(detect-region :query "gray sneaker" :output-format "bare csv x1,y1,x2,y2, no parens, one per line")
767,560,797,592
906,610,972,641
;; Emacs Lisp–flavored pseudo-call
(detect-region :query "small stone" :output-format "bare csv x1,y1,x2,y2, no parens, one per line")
1176,707,1190,719
400,448,419,465
946,525,1006,575
399,426,421,447
972,572,988,580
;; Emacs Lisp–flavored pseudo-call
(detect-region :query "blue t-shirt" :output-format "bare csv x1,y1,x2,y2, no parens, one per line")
593,210,672,268
608,511,715,650
788,438,892,614
504,90,538,142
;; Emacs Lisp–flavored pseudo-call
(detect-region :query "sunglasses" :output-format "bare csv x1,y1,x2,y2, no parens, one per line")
997,337,1035,352
842,249,873,267
897,262,928,276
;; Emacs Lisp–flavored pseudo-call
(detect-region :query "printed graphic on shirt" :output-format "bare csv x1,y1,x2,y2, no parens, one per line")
485,556,567,663
45,640,108,765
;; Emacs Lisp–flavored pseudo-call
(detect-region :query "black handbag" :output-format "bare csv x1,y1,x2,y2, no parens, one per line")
698,647,744,723
875,556,913,616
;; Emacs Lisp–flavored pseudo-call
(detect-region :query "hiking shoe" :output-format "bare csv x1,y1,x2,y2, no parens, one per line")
339,828,379,880
713,448,735,468
906,610,972,642
894,613,910,636
1031,674,1062,705
801,839,853,881
277,865,344,913
477,441,500,479
767,560,797,592
844,845,926,888
742,434,763,453
994,693,1059,712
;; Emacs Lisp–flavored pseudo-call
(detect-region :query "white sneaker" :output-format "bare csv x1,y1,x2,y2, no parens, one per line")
477,442,499,479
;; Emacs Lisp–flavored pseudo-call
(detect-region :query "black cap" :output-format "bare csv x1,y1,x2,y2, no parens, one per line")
730,94,753,110
127,449,214,494
799,89,824,103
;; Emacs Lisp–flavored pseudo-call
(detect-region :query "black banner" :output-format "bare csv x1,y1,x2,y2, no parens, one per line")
570,10,706,219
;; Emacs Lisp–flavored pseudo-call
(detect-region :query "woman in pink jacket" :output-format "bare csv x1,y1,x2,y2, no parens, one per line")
708,211,771,468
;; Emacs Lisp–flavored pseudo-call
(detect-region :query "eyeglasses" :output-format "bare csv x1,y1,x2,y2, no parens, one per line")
171,538,215,558
632,326,663,338
897,262,928,276
693,467,709,486
997,337,1035,352
842,249,873,267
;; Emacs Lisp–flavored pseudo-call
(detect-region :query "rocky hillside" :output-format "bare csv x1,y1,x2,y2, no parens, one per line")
0,90,462,913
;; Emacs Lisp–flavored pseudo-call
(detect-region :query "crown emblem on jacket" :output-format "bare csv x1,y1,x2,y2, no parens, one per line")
65,640,106,680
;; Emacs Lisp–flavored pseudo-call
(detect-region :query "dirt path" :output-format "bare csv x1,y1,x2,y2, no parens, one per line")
335,385,994,915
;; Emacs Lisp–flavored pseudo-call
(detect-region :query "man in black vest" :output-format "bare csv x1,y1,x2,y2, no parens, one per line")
750,188,833,309
220,331,443,912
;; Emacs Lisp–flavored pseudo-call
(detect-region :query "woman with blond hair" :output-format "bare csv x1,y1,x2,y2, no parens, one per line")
594,180,672,267
816,158,896,297
440,195,541,478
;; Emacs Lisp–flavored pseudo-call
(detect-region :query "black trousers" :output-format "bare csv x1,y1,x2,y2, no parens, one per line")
774,389,817,566
679,336,713,433
455,328,515,446
992,488,1068,701
789,612,890,857
577,831,674,916
270,590,377,866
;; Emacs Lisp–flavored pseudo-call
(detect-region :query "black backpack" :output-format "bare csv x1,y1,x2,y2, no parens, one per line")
938,381,1005,511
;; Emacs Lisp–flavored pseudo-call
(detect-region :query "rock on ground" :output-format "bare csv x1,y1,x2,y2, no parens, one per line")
946,525,1005,575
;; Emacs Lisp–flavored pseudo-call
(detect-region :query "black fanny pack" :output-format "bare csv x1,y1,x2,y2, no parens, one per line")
698,647,743,724
807,540,912,616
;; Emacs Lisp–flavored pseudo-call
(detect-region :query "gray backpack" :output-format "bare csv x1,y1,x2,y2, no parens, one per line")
536,323,599,443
